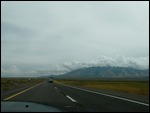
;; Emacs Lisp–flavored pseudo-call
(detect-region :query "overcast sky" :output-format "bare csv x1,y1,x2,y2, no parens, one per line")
1,1,149,77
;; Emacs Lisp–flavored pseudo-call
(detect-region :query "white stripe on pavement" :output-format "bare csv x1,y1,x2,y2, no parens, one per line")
66,95,77,103
60,84,149,106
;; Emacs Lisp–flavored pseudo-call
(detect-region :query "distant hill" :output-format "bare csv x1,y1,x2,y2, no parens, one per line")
55,67,149,80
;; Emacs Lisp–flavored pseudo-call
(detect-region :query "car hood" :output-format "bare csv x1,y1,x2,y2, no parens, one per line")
1,101,64,112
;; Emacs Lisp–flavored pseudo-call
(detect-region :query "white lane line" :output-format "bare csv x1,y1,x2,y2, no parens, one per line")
66,95,77,103
60,84,149,107
54,87,60,93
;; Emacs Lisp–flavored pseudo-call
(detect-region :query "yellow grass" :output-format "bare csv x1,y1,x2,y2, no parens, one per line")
55,80,149,95
1,78,45,90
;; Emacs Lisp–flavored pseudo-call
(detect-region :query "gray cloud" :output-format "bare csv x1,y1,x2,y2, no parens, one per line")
1,21,35,37
1,1,149,77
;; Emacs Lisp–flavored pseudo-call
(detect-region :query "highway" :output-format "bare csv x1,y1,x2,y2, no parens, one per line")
1,81,149,112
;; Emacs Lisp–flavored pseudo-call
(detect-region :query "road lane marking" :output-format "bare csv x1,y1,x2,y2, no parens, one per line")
66,95,77,103
3,82,43,100
1,84,35,96
54,87,60,93
53,86,77,103
60,84,149,107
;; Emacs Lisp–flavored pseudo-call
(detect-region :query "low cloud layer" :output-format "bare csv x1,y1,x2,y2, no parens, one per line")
62,55,149,70
1,56,149,77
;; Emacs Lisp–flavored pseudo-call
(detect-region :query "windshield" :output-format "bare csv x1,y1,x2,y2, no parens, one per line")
1,1,149,112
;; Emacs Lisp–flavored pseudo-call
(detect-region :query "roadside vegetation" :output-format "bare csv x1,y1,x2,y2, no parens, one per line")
55,79,149,95
1,78,45,91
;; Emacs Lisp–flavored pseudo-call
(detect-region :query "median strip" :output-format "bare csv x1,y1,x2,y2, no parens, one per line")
3,82,43,100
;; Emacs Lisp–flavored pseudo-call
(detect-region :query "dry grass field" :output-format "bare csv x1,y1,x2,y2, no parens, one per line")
1,78,45,90
55,79,149,95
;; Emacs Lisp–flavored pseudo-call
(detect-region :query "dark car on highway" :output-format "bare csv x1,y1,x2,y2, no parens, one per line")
48,77,53,83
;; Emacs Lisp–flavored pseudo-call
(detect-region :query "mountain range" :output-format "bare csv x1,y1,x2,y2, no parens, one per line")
55,66,149,80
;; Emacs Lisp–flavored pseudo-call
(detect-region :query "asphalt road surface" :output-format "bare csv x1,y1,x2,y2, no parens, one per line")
1,81,149,112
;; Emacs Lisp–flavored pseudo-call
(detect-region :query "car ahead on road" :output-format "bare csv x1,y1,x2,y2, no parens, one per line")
48,77,53,83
